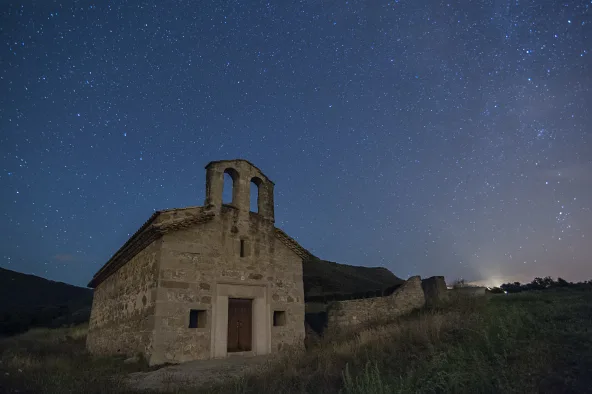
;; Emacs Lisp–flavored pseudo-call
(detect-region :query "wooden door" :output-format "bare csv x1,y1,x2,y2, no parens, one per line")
227,298,252,352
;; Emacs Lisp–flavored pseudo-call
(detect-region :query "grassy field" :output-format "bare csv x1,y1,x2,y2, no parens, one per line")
1,288,591,393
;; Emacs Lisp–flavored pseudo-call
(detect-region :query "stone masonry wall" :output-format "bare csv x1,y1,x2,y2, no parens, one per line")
150,206,304,364
86,239,160,358
451,286,487,297
421,276,449,307
151,213,217,365
326,276,425,332
269,229,305,353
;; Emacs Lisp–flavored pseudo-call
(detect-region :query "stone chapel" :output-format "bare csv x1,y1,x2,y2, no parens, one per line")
86,159,309,365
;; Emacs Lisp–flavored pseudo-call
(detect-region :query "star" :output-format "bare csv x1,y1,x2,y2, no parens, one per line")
0,0,590,287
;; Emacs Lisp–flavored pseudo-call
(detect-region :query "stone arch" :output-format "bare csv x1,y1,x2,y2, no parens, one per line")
223,167,240,206
250,176,263,213
204,159,275,221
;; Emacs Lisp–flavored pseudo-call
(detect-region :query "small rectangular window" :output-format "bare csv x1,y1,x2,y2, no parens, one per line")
273,311,286,327
240,239,245,257
189,309,206,328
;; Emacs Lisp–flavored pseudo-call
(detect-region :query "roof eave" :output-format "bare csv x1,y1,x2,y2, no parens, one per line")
87,211,162,288
274,227,314,261
88,210,215,288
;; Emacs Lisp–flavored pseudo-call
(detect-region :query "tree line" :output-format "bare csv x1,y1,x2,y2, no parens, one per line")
489,276,592,294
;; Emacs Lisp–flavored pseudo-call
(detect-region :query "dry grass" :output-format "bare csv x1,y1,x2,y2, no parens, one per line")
0,324,150,394
203,290,591,394
2,289,591,394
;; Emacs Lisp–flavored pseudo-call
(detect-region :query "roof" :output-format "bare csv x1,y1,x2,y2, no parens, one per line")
87,207,312,288
87,208,215,288
274,227,314,260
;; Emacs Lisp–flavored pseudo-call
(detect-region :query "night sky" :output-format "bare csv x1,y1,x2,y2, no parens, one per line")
1,1,591,288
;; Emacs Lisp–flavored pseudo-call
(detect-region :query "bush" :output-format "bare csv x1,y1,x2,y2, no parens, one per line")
500,276,592,293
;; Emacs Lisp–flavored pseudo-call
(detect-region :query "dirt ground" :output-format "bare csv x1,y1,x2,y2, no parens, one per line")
125,354,273,391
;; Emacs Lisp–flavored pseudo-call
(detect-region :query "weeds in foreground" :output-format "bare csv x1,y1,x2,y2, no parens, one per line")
2,289,591,394
0,325,150,394
208,290,592,394
341,362,390,394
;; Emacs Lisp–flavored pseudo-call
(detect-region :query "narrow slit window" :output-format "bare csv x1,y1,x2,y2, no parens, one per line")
240,239,245,257
273,311,286,327
250,179,260,212
189,309,206,328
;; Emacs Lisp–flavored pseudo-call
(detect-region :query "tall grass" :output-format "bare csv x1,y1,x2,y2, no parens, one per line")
207,290,592,394
0,325,149,394
2,289,591,393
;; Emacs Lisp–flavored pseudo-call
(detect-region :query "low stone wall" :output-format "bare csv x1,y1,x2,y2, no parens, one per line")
325,276,425,332
450,286,487,297
422,276,449,307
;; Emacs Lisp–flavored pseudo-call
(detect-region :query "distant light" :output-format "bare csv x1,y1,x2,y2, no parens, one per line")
504,290,508,294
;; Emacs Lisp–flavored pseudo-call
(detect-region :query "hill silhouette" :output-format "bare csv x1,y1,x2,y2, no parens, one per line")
0,267,93,337
303,258,404,298
0,259,403,336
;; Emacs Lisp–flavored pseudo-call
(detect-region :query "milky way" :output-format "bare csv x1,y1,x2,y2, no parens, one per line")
1,1,591,287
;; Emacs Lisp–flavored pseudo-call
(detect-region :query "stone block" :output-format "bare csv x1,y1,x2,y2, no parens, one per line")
421,276,449,307
161,280,190,289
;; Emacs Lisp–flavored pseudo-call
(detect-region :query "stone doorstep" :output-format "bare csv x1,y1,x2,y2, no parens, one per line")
226,350,255,357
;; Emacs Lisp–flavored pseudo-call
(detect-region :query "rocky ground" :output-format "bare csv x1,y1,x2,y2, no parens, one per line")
125,354,273,391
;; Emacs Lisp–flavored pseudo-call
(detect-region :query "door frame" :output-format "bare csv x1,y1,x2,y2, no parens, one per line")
211,282,270,358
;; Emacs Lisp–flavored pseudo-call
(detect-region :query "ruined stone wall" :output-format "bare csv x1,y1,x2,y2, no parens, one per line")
451,286,487,297
422,276,449,307
86,239,160,358
151,206,304,364
326,276,425,332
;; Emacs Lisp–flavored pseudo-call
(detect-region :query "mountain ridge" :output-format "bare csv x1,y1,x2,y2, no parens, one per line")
0,267,93,337
0,259,403,336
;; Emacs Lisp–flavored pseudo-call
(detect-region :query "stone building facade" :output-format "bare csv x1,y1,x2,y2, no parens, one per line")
86,159,308,365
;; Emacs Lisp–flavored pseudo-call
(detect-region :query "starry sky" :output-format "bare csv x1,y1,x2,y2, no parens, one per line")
1,1,591,288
